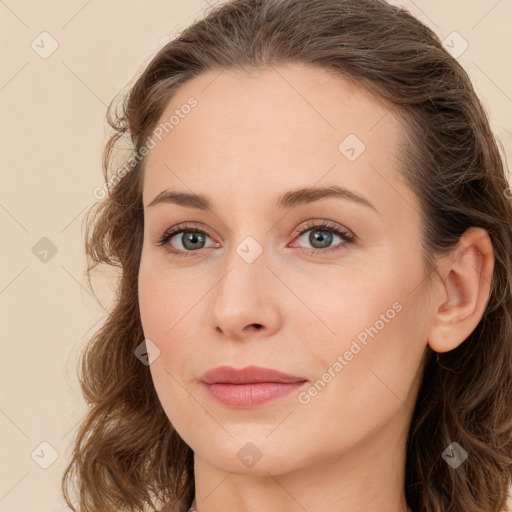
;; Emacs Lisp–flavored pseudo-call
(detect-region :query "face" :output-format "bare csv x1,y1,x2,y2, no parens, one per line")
138,63,432,476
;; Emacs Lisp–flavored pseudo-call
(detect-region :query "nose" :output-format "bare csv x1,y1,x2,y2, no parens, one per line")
207,245,282,342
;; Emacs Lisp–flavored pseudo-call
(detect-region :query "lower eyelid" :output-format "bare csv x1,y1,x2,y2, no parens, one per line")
291,232,352,251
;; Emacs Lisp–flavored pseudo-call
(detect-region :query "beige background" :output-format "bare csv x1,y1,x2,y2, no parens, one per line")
1,1,511,511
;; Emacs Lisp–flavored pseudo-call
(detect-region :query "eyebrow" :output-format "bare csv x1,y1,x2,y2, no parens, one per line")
146,185,378,214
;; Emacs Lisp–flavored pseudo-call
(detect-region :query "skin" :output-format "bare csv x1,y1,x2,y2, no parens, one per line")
138,62,494,512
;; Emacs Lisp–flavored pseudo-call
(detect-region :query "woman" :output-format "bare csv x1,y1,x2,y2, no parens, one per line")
62,0,512,511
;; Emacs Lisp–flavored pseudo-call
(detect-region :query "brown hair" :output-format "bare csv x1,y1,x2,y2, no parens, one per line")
62,0,512,510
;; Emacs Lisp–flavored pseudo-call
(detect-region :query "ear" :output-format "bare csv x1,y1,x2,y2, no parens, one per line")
427,227,494,353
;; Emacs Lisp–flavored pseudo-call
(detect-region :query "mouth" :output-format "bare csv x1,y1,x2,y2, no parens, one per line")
199,365,308,408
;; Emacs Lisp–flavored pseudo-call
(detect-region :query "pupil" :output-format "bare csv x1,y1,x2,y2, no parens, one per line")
310,230,332,248
183,232,205,250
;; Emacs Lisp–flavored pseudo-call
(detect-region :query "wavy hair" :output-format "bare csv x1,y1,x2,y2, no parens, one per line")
62,0,512,510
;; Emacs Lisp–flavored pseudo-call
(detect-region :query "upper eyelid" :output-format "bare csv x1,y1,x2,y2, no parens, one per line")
164,220,349,236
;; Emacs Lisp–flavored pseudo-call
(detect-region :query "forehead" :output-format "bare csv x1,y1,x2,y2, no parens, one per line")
142,63,414,218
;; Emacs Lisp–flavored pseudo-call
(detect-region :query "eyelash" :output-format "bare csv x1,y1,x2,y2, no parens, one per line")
155,220,355,257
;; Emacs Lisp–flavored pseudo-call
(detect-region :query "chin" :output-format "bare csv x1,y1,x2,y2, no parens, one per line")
197,438,308,476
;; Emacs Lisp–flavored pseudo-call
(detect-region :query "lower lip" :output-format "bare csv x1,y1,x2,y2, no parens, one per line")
201,381,308,408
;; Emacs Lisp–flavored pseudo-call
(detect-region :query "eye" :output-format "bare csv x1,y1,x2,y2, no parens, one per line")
155,223,219,256
290,220,355,254
154,220,355,257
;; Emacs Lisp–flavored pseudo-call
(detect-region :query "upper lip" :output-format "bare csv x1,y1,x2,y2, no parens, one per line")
199,365,307,384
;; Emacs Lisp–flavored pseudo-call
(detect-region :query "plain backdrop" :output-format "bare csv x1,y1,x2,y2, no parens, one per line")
1,1,511,511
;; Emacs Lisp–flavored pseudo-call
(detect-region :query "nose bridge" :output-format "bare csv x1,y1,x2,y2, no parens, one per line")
207,228,281,337
217,231,269,300
218,208,270,272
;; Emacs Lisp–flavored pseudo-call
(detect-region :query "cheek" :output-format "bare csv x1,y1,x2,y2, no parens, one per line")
296,299,424,454
138,264,194,429
138,255,186,339
300,276,400,353
138,267,182,386
308,273,425,405
138,258,202,377
138,265,166,340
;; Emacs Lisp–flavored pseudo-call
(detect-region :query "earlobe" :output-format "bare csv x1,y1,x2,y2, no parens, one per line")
427,227,494,354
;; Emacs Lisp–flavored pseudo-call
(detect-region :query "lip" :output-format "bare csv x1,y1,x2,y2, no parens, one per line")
200,365,307,384
199,365,308,408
